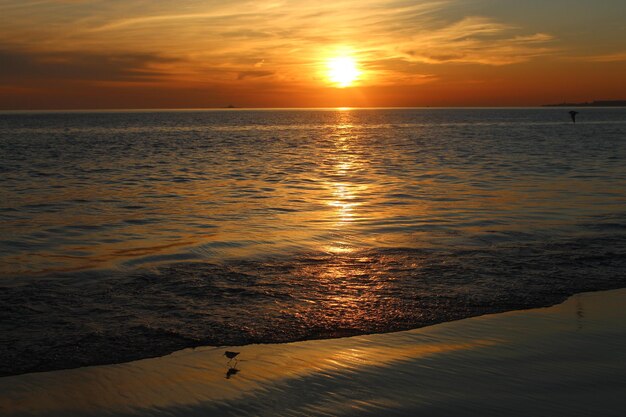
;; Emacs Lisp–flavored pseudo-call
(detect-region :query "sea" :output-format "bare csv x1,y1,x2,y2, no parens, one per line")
1,108,625,376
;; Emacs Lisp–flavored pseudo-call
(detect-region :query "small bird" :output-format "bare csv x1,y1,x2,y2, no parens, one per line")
224,351,240,361
569,111,579,124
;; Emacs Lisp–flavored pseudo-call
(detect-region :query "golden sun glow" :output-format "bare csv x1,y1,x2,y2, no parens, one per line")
327,57,360,88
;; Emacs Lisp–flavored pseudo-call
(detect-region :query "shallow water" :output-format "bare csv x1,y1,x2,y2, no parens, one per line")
1,108,625,375
1,289,625,417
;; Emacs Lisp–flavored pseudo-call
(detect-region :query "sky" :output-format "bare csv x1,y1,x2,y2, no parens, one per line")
1,0,625,109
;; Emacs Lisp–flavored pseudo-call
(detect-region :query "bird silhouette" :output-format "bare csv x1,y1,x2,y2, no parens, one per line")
569,111,579,124
224,351,240,360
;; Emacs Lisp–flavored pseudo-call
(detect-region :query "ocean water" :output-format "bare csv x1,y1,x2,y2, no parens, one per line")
1,108,625,375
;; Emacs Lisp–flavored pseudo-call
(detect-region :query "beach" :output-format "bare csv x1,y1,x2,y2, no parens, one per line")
1,288,625,416
3,1,626,415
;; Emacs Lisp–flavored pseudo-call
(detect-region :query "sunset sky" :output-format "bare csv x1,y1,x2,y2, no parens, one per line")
1,0,625,109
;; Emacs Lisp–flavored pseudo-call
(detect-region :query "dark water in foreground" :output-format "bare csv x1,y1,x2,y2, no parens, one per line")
1,108,625,376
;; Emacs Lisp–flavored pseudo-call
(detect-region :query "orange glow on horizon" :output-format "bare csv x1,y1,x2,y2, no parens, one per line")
1,1,625,109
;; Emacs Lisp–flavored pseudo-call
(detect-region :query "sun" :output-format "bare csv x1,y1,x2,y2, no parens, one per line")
327,57,360,88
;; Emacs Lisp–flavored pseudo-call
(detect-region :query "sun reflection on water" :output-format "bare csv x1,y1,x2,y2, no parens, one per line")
309,111,395,324
323,110,368,255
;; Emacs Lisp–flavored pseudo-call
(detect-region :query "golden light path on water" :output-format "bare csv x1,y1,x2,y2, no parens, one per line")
313,110,392,324
326,110,363,253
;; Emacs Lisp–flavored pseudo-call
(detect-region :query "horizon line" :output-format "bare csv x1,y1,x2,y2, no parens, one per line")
3,104,624,113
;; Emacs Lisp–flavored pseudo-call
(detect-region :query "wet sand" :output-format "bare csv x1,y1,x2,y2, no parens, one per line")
1,288,625,416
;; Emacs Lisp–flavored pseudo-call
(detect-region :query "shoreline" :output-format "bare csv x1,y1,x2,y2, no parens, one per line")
3,283,626,378
1,287,625,416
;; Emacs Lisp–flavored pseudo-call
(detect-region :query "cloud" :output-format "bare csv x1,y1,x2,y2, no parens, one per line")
0,47,178,83
402,18,556,65
221,29,273,40
583,52,626,62
237,70,274,80
0,0,561,89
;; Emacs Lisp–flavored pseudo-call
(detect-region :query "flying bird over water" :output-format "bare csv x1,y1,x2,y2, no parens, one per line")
569,111,579,124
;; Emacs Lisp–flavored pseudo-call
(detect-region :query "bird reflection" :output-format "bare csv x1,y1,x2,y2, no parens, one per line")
226,366,240,379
